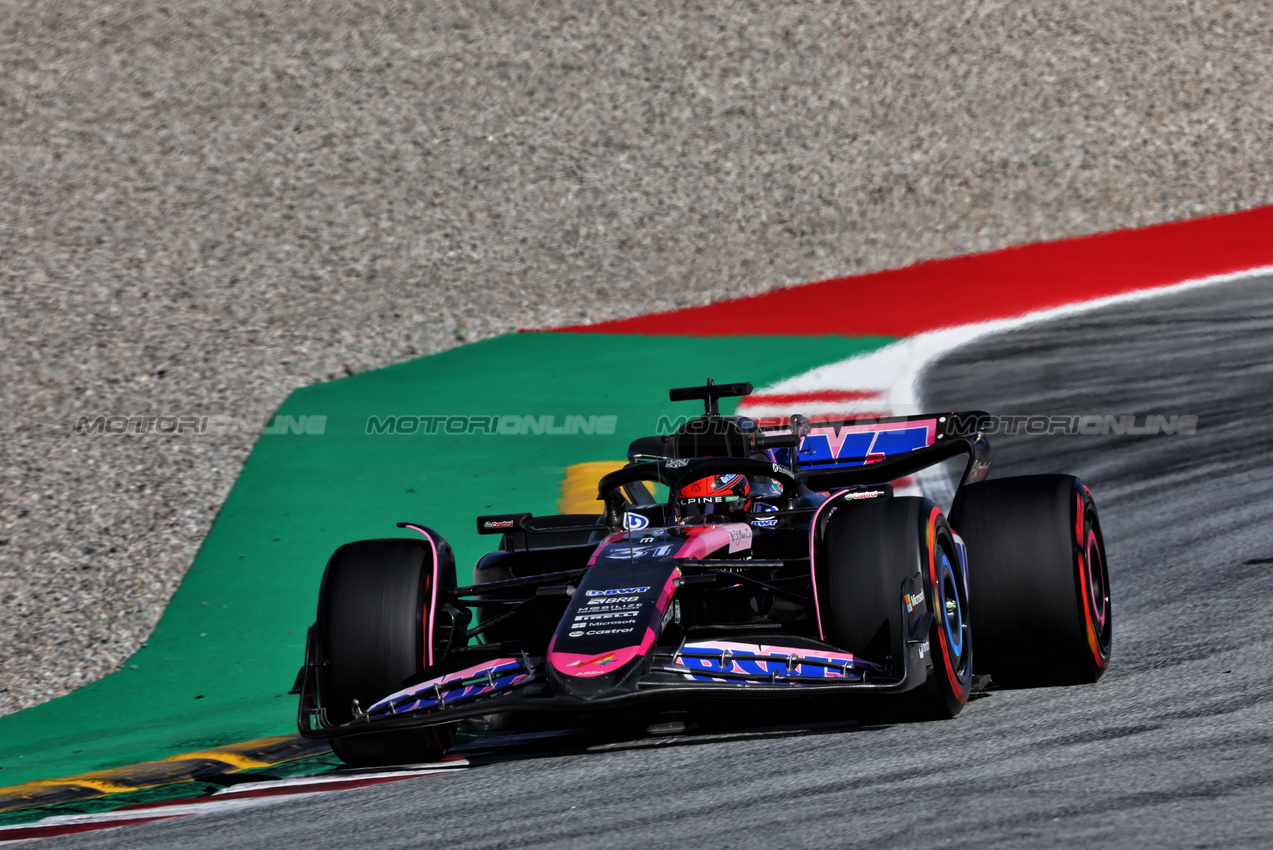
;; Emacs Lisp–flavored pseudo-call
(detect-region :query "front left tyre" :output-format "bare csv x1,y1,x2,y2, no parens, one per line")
315,536,458,766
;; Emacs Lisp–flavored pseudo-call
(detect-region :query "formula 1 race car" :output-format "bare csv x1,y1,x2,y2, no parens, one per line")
296,380,1111,765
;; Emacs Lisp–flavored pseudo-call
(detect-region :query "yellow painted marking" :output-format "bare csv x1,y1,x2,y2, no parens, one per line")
159,734,300,770
0,734,326,810
23,778,135,793
163,751,272,770
559,461,625,514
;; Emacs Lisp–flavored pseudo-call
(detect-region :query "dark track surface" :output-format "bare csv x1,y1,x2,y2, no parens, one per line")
48,278,1273,847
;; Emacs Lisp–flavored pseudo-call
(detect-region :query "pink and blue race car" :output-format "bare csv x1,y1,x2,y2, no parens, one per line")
296,380,1111,765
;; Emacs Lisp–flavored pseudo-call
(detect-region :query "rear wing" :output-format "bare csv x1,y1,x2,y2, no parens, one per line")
621,401,994,492
759,411,993,490
759,411,982,470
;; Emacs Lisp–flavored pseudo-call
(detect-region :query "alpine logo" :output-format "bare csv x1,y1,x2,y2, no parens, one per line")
623,513,650,530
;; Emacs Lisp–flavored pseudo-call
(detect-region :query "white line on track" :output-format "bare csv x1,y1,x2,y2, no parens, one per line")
738,266,1273,503
0,762,468,845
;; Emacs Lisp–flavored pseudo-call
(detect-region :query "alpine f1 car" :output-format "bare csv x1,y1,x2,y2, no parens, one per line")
296,380,1111,765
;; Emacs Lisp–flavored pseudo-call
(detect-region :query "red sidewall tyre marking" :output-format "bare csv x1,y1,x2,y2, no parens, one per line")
1075,487,1109,671
926,506,968,704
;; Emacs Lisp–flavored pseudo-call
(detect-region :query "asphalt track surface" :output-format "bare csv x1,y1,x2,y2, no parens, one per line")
45,278,1273,847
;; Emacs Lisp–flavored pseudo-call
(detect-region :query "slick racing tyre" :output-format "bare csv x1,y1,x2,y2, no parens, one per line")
822,496,972,719
316,536,458,766
949,475,1111,687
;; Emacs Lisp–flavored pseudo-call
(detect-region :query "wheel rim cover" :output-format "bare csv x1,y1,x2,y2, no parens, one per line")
1086,528,1108,632
939,551,964,657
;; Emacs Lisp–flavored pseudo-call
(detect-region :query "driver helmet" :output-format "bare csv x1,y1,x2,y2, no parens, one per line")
677,473,752,516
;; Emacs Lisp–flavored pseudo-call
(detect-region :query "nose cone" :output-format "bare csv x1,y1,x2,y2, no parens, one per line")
547,554,680,700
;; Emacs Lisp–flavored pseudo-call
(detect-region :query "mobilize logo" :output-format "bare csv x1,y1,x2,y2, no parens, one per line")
585,587,650,597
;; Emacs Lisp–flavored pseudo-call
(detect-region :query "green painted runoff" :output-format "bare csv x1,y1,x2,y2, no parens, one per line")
0,332,891,787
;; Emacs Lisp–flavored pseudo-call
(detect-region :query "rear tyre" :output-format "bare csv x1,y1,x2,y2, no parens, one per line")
316,537,458,766
949,475,1111,687
822,496,972,719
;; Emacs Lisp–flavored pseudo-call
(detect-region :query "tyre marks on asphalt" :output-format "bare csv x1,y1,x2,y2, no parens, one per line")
917,274,1273,844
